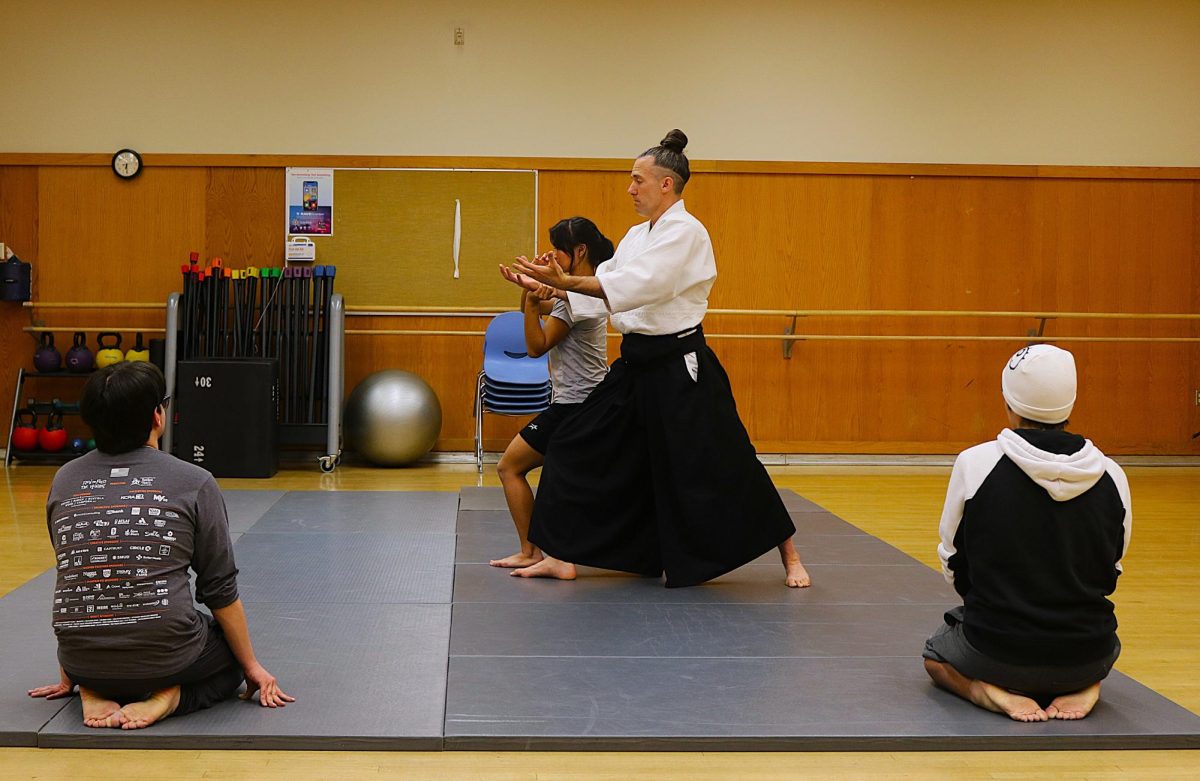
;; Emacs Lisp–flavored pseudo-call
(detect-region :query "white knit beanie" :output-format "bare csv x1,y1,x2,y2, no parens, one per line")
1001,344,1076,424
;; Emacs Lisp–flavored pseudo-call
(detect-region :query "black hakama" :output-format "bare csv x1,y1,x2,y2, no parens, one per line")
527,325,796,587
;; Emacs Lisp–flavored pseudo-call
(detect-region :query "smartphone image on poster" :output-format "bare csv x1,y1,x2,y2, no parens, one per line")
302,181,319,211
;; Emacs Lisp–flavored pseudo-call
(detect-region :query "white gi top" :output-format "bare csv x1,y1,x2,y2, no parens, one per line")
588,200,716,335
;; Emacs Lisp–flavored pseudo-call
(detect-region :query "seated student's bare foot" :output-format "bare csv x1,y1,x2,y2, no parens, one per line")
119,686,181,730
490,551,544,569
80,687,125,729
1046,682,1101,720
783,558,811,588
969,680,1048,722
512,557,576,580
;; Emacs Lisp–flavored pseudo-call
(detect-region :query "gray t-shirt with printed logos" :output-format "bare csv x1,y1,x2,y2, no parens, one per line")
548,298,608,403
46,447,238,680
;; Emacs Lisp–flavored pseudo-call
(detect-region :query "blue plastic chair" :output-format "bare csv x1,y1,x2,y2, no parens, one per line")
482,312,551,385
475,312,552,470
482,385,553,403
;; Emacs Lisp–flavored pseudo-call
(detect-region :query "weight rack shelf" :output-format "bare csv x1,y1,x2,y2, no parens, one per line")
5,368,92,467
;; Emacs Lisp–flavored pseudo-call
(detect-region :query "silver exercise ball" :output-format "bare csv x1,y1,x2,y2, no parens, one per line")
343,370,442,466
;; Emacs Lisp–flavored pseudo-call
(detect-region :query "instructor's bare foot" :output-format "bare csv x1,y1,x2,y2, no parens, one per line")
490,551,544,568
119,686,180,730
969,680,1047,722
80,687,125,729
512,556,576,580
783,558,811,588
1046,682,1101,720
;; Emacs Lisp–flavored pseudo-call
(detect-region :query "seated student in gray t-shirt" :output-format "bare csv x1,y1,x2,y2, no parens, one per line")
28,362,293,730
492,216,614,573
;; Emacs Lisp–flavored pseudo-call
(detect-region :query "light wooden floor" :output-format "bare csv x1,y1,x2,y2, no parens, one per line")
2,462,1198,779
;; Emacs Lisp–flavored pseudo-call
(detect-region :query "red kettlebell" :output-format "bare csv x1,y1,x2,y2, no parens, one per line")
38,411,69,453
11,409,39,451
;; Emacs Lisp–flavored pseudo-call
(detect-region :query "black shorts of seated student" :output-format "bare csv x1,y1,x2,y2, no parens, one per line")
66,614,243,716
517,402,582,455
923,606,1121,700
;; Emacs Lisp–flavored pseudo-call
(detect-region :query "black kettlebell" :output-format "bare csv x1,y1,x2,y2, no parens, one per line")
66,332,95,373
34,332,62,373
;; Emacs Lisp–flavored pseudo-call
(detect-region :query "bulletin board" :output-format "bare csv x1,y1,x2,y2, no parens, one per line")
297,169,537,308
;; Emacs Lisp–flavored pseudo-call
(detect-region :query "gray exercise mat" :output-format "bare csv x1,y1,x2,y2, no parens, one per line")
778,490,832,513
456,507,867,538
39,603,451,750
446,486,1200,750
458,486,514,511
457,527,917,567
235,532,455,604
0,571,73,746
789,510,874,535
450,602,946,658
245,491,457,535
221,490,287,534
7,487,1198,752
453,562,955,605
444,655,1200,750
456,509,524,534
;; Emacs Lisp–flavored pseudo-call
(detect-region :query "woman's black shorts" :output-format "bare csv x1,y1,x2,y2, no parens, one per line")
517,402,582,455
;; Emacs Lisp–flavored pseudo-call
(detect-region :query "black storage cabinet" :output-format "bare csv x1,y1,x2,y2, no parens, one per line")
174,359,279,478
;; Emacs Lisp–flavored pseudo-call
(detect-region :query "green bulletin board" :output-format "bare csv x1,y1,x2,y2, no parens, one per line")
302,169,537,308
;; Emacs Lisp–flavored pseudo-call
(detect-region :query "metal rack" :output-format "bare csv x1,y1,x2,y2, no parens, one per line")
161,291,345,472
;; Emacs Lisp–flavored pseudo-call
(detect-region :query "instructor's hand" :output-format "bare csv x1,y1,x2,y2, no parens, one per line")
513,254,568,288
239,662,295,708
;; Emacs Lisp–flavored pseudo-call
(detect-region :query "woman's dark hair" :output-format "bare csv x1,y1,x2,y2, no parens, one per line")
80,362,167,454
640,128,691,194
548,216,615,269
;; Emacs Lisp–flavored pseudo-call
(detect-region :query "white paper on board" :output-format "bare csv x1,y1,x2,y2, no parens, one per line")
453,199,462,279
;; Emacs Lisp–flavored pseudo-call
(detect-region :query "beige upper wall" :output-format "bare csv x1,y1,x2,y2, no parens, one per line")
2,0,1198,165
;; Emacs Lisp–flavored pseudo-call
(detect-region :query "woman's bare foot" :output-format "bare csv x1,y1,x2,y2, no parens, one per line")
1046,682,1101,720
969,680,1048,722
80,687,125,729
490,551,544,568
777,538,811,588
783,558,811,588
512,556,577,580
119,686,181,730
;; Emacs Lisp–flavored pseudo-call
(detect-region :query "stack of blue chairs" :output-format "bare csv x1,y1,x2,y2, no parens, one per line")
475,312,551,470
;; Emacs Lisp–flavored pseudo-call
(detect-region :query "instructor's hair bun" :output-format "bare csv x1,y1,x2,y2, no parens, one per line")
640,129,692,194
660,129,688,154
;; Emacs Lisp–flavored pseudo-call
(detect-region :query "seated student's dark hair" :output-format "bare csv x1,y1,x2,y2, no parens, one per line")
549,217,615,268
80,362,167,454
640,129,691,194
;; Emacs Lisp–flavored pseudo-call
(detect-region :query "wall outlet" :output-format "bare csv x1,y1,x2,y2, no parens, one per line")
454,27,465,46
1195,390,1200,406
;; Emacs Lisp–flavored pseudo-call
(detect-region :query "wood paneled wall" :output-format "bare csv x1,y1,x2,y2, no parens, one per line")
2,160,1197,455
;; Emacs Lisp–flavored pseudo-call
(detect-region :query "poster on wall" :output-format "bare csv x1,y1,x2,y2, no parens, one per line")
286,168,334,236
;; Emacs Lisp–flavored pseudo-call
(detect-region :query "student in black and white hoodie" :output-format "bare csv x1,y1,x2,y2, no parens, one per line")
923,344,1132,723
